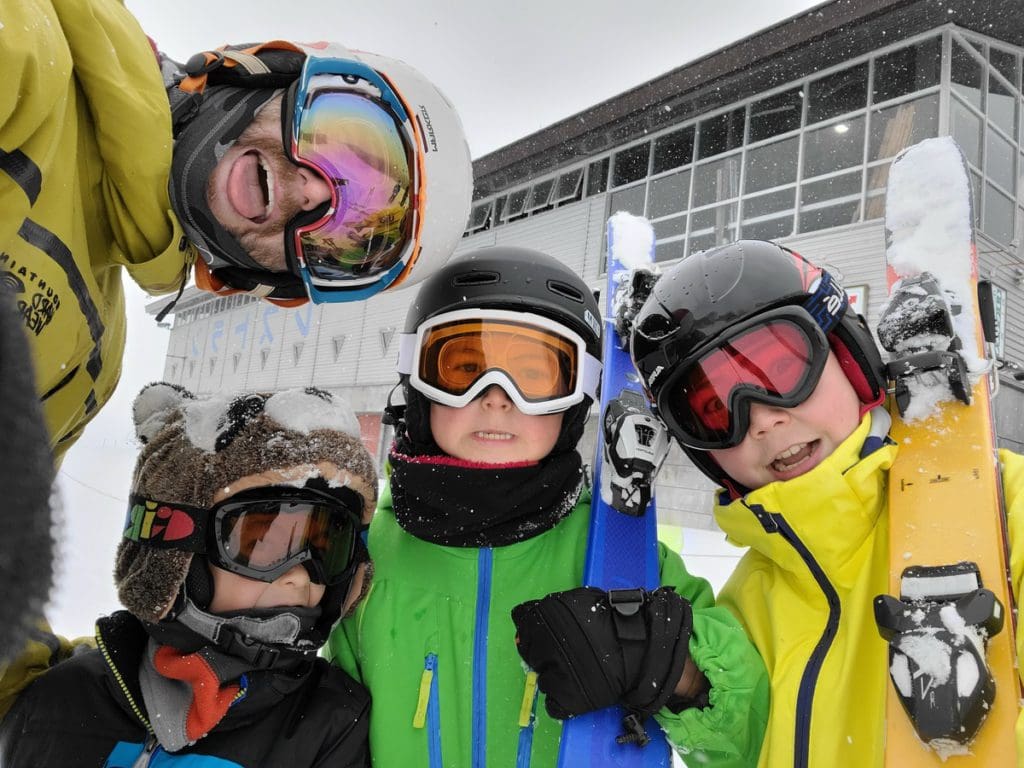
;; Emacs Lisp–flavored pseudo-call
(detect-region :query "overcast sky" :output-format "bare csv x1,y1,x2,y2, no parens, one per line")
52,0,826,635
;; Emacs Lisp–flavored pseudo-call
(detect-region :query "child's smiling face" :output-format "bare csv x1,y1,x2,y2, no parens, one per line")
708,351,863,490
429,385,563,464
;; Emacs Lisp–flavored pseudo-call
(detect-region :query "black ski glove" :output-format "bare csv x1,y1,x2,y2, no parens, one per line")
511,586,692,720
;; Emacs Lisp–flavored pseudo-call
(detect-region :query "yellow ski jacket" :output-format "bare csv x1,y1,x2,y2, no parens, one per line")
715,415,1024,767
0,0,190,461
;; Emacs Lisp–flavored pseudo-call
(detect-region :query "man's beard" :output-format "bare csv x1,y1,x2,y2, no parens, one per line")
206,105,308,273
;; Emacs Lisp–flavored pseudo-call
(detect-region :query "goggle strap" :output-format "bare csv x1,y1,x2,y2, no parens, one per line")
123,494,208,553
397,332,417,375
221,50,272,75
803,271,848,334
581,352,602,401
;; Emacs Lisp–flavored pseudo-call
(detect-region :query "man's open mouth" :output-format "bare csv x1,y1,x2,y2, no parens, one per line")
226,150,275,222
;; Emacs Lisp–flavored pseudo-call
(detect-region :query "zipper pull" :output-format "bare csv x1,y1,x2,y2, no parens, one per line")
131,734,159,768
745,502,779,533
413,655,437,729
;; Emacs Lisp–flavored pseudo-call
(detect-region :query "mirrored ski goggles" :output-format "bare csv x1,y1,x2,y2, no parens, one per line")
283,56,420,301
397,309,602,415
658,310,831,450
123,486,368,586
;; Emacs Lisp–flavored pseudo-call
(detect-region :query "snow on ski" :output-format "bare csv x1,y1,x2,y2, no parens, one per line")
557,213,671,767
875,136,1018,764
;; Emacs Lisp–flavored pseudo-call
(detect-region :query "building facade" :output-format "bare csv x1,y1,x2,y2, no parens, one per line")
151,0,1024,530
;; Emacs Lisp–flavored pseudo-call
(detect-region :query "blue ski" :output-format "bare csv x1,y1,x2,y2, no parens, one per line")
557,213,671,767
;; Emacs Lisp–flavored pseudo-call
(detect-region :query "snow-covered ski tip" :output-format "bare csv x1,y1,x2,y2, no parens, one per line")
882,137,985,422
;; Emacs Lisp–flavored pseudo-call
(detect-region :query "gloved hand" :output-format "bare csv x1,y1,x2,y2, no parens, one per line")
511,586,693,720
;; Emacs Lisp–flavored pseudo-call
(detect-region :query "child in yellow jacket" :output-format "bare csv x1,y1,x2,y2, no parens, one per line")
629,239,1024,767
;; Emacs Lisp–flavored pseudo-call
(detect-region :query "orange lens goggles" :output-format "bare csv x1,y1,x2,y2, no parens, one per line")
419,320,578,401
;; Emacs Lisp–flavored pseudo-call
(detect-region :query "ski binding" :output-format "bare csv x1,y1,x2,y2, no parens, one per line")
874,562,1004,749
599,390,670,516
877,272,971,415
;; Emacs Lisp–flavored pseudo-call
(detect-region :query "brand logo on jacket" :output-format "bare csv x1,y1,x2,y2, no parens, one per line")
0,253,62,336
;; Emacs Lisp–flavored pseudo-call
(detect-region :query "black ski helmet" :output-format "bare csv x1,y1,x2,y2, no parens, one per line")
394,246,602,455
630,240,886,493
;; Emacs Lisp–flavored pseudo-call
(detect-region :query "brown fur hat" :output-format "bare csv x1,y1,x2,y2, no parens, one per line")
114,383,377,623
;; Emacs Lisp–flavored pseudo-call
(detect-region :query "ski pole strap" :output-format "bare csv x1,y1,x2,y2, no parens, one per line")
874,562,1005,747
607,589,655,748
608,588,648,642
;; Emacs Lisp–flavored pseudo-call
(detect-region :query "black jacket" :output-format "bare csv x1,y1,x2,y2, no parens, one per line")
0,611,369,767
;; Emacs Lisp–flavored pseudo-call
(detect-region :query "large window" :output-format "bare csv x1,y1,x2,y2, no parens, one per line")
693,155,741,208
951,39,984,111
868,94,939,162
802,117,866,179
648,169,691,219
749,89,802,143
612,144,650,187
698,109,745,159
745,136,798,193
807,63,868,124
873,39,941,103
652,126,695,173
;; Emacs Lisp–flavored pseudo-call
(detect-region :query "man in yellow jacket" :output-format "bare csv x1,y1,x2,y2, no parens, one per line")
0,0,472,714
1,0,471,463
630,240,1024,766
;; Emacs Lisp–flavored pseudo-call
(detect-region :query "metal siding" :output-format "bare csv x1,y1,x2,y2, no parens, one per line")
274,303,321,389
220,304,260,393
181,317,210,393
197,314,228,392
309,302,368,389
243,302,288,393
352,289,414,388
164,318,189,384
654,443,720,530
978,234,1024,367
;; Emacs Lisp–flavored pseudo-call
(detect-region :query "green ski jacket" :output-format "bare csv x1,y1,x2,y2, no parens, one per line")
328,482,769,768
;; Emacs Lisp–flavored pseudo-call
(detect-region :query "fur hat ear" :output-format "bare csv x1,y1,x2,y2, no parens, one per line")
133,383,195,444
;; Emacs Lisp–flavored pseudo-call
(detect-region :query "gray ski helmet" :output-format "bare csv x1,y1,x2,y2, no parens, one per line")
631,240,886,493
395,246,602,456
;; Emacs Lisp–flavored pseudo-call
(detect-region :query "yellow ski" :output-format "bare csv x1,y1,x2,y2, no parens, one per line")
876,136,1019,764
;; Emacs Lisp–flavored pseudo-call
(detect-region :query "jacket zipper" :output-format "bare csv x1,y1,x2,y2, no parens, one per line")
130,734,160,768
95,625,152,732
413,654,443,768
473,548,494,768
515,671,539,768
748,504,841,768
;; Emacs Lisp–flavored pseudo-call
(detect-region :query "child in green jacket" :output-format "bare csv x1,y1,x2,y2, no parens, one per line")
327,245,769,767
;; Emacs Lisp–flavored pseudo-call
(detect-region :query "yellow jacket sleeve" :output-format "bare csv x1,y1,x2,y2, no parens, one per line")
999,448,1024,764
0,622,93,720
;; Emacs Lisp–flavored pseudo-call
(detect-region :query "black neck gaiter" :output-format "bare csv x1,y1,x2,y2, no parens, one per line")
388,434,584,547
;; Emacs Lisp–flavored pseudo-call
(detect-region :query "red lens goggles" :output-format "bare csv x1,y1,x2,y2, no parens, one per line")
658,311,831,450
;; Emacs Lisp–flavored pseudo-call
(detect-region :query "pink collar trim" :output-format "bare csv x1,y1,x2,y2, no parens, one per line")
391,450,538,471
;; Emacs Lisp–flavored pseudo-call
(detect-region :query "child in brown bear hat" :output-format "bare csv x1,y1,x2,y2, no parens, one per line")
0,383,377,767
